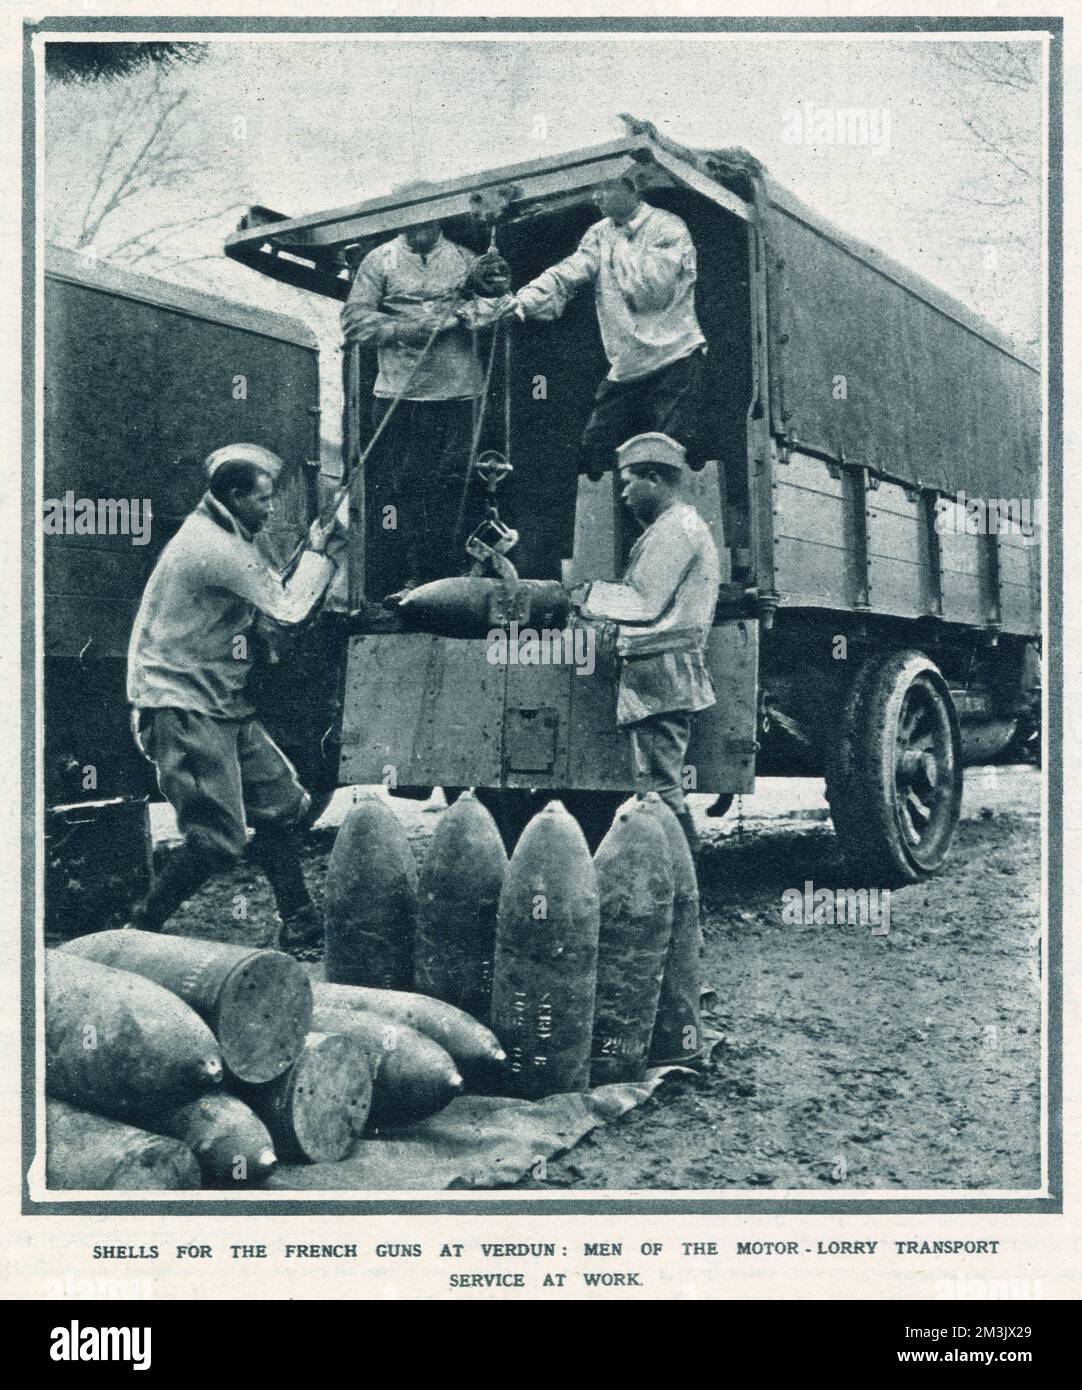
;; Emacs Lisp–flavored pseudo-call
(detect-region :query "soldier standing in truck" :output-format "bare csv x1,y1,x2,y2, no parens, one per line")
126,443,346,957
570,432,720,855
340,190,511,597
508,173,707,480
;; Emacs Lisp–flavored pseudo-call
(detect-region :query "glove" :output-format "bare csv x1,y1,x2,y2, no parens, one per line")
378,319,432,349
466,252,511,296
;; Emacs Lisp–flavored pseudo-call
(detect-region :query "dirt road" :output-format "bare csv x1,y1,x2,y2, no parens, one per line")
162,768,1043,1192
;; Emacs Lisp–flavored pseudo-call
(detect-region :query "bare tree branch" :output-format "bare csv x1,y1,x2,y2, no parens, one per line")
937,42,1038,93
50,68,238,271
960,115,1036,181
108,205,244,261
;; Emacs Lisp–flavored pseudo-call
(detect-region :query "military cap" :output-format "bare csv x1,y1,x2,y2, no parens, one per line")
615,432,688,472
204,442,284,483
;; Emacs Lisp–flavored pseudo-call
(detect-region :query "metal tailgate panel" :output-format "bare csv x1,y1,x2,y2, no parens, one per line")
687,619,759,795
339,635,505,786
503,661,572,787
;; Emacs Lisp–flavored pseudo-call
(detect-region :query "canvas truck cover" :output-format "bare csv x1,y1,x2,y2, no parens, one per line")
224,123,1041,507
756,180,1040,504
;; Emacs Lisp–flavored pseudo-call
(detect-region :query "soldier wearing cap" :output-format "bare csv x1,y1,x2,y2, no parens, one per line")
126,443,346,955
570,432,720,853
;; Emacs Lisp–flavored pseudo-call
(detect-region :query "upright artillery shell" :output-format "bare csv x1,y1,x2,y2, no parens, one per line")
152,1093,277,1188
312,1006,463,1128
415,790,507,1023
324,795,418,991
45,950,222,1115
60,929,311,1084
590,800,675,1085
46,1099,201,1191
490,800,600,1098
234,1032,372,1164
638,794,703,1065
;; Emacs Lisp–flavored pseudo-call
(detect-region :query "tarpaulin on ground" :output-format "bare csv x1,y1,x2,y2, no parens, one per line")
266,1068,687,1191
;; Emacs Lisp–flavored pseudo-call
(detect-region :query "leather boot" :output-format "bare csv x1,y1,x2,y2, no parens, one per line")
247,823,312,921
276,902,324,962
248,824,322,958
129,842,221,933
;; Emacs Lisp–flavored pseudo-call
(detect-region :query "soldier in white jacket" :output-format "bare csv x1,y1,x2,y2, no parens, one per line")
511,176,707,480
127,443,345,954
571,433,720,853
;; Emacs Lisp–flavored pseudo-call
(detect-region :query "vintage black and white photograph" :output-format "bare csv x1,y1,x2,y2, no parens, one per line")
29,17,1052,1208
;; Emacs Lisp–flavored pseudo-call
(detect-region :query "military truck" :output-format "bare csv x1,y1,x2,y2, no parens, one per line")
42,245,335,932
224,128,1040,884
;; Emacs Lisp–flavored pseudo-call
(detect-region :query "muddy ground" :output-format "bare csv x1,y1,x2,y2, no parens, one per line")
162,770,1043,1192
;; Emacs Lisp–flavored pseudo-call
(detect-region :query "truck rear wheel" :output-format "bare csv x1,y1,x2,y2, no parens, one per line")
825,649,963,885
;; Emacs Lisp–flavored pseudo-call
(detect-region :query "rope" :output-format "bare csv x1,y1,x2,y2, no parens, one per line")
281,292,466,580
452,312,506,553
292,234,514,582
503,317,512,468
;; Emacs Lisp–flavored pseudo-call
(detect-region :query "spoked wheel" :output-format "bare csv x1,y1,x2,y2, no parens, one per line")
825,650,963,885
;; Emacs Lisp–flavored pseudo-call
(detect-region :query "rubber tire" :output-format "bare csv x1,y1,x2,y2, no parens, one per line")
825,649,963,886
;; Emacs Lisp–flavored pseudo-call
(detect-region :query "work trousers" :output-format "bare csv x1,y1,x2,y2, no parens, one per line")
579,347,706,478
627,710,693,819
135,708,310,866
367,395,483,595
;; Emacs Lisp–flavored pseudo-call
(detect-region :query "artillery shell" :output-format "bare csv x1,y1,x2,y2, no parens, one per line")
397,577,495,636
637,794,703,1065
152,1093,277,1188
46,1099,201,1191
490,800,600,1098
61,929,312,1084
312,1006,463,1128
234,1032,372,1164
590,800,675,1084
45,950,222,1116
314,981,505,1083
323,795,419,991
415,790,507,1024
398,577,571,638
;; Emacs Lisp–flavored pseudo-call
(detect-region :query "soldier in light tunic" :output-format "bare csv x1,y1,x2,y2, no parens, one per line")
570,432,720,854
127,443,345,955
